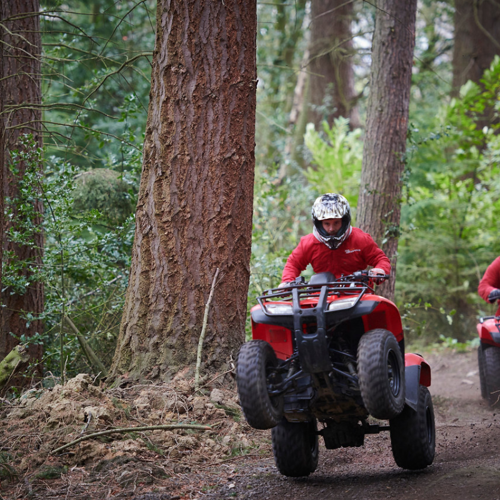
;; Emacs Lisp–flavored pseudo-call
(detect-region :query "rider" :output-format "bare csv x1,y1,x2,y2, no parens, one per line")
478,256,500,315
279,193,391,286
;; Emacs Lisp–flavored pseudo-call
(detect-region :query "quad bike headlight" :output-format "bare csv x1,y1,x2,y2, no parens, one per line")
266,303,293,315
328,297,358,312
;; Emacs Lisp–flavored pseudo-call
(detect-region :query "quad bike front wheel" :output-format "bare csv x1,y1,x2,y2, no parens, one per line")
236,340,284,429
483,345,500,408
357,328,405,420
478,345,488,400
389,385,435,470
272,418,319,477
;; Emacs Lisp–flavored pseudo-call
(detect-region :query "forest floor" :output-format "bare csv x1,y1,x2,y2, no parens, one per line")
0,346,499,500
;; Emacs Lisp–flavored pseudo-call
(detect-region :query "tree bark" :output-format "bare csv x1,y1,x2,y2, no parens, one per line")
0,0,44,367
110,0,257,381
356,0,417,301
452,0,500,96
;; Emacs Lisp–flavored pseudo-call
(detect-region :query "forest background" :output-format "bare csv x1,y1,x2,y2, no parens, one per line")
2,0,500,383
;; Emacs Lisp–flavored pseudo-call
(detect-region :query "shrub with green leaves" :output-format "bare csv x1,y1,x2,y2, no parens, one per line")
4,138,137,379
303,117,363,213
397,56,500,342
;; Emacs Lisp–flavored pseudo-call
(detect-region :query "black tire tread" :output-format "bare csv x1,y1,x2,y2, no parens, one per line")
357,328,405,420
478,345,488,400
236,340,283,429
484,346,500,408
390,386,435,470
272,418,319,477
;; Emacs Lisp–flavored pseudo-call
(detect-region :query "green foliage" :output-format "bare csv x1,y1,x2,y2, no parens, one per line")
303,117,363,213
0,452,18,481
4,137,135,378
397,56,500,343
73,168,134,225
40,0,154,171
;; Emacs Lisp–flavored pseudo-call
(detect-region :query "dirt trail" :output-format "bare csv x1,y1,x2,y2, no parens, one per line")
1,348,499,499
204,348,500,500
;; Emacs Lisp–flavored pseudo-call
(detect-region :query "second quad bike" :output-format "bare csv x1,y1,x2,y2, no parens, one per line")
477,315,500,408
236,271,435,477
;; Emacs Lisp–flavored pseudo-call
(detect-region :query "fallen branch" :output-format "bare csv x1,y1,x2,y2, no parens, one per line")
195,268,220,391
52,423,211,455
64,316,108,378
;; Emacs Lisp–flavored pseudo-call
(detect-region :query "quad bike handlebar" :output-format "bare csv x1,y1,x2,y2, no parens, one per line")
258,270,390,313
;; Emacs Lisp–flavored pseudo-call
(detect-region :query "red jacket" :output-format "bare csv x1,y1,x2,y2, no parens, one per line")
281,228,391,283
478,256,500,316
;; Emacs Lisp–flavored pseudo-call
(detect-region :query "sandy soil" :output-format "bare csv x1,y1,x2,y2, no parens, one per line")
1,347,499,500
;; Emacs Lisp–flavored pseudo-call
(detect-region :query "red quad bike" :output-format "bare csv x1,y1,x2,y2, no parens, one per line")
477,316,500,408
236,271,435,477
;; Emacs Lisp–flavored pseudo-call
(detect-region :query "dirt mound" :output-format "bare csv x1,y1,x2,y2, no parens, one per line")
0,373,263,499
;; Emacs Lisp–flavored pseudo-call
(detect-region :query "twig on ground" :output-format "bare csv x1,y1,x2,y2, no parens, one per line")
195,268,220,391
51,423,211,454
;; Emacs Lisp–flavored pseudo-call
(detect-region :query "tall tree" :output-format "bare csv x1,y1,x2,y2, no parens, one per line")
356,0,417,301
282,0,359,178
110,0,257,380
452,0,500,96
306,0,359,130
0,1,44,367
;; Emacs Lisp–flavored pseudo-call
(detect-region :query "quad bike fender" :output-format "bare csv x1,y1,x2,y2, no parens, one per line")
476,319,500,347
360,296,404,343
404,353,431,411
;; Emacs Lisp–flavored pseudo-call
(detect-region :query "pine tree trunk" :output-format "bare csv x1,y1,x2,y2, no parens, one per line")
357,0,417,301
452,0,500,96
110,0,257,381
307,0,358,129
0,0,44,367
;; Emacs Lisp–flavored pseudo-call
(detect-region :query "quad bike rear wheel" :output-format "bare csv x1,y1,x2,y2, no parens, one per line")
390,385,435,470
483,345,500,408
357,329,405,420
271,418,319,477
236,340,284,429
478,345,488,400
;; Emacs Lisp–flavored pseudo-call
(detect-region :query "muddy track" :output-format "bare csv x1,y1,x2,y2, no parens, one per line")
203,349,500,500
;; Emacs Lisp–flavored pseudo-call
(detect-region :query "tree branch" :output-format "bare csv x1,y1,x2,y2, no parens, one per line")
195,268,220,390
51,423,212,455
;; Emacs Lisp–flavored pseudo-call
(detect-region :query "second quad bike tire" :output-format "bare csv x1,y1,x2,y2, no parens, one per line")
272,418,319,477
357,328,405,420
236,340,284,429
390,385,435,470
483,345,500,408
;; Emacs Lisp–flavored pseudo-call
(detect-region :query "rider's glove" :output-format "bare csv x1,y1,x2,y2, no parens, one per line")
368,268,387,285
488,289,500,303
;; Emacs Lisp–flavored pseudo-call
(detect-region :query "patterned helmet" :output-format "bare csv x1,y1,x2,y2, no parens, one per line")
311,193,352,249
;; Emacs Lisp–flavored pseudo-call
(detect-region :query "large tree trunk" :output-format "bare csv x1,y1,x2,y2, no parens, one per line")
0,0,43,368
110,0,257,381
452,0,500,96
356,0,417,301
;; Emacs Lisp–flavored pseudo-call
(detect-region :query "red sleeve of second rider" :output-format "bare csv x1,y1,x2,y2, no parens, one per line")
478,256,500,303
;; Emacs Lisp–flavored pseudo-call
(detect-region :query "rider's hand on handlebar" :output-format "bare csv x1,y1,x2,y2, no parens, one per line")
368,268,387,284
488,289,500,303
